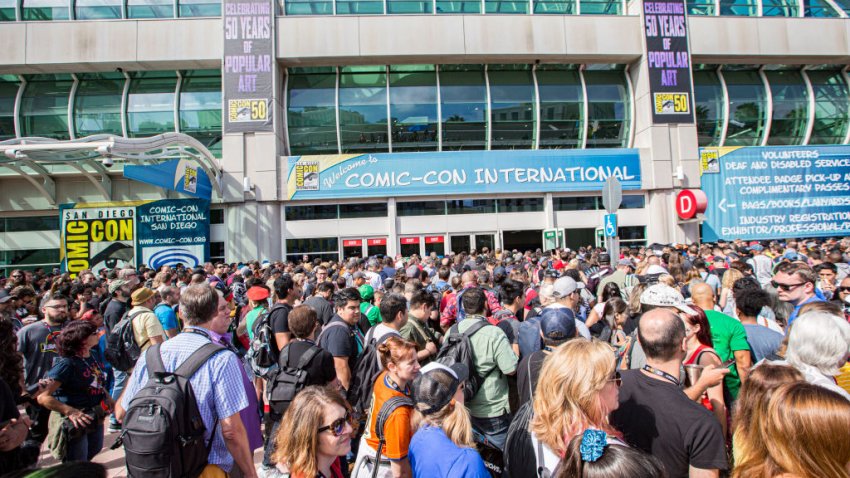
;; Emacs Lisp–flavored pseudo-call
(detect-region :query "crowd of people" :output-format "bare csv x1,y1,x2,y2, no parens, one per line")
1,236,850,478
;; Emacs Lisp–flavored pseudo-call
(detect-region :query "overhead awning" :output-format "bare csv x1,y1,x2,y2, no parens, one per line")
0,133,222,205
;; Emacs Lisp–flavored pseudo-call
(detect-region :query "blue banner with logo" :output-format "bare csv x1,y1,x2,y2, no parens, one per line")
285,149,642,200
700,145,850,242
124,159,212,200
135,199,210,269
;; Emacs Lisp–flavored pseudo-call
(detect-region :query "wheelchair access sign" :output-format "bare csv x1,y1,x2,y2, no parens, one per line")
604,214,618,238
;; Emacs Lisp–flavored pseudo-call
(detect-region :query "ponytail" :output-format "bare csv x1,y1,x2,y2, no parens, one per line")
377,335,417,369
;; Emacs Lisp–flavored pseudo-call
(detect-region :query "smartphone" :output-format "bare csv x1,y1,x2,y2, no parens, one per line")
720,358,736,368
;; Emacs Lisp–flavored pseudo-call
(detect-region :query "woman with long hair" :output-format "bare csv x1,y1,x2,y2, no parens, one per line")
408,362,489,478
586,283,622,330
680,305,726,435
731,362,803,469
37,320,112,463
718,267,744,317
530,339,623,473
270,386,353,478
732,381,850,478
0,318,24,399
599,298,628,347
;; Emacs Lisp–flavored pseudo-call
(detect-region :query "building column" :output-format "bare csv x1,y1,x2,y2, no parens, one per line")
388,198,398,257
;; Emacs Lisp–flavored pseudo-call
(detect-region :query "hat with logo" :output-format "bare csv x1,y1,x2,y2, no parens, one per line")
539,307,576,341
552,276,584,298
131,287,155,306
411,362,469,416
639,284,696,315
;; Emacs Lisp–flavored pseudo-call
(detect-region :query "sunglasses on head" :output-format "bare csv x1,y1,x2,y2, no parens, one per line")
770,280,805,292
318,411,352,437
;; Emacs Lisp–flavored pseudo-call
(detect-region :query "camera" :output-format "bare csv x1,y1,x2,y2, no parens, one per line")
102,157,114,168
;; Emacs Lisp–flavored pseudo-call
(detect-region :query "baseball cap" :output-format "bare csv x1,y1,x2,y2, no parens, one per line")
544,268,560,279
552,276,584,298
645,264,668,276
0,289,12,304
748,244,764,252
539,307,576,340
617,258,634,269
640,284,696,315
783,251,799,261
247,286,270,302
412,362,469,416
598,253,611,264
353,271,367,280
108,279,128,295
358,284,374,301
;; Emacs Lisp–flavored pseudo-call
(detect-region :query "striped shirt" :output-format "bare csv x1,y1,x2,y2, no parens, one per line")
121,327,248,472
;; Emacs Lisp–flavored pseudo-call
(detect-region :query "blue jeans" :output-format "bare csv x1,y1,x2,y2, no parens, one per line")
471,414,511,451
109,370,128,426
64,422,104,462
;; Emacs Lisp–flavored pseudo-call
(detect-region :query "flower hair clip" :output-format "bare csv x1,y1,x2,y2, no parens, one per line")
579,429,607,463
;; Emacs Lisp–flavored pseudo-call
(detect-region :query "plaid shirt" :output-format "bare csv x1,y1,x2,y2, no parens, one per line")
121,327,248,472
440,283,502,329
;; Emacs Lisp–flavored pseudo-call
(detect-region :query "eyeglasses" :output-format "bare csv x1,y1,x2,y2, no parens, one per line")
318,411,352,437
45,304,69,310
608,371,622,387
770,281,806,292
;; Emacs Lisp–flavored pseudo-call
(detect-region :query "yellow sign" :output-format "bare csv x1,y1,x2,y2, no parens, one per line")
227,99,269,123
700,149,719,175
653,93,690,115
294,161,319,190
61,206,135,277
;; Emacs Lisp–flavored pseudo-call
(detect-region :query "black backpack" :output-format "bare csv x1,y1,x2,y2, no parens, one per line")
119,342,225,478
435,319,491,402
104,310,148,372
364,396,414,478
248,304,286,379
267,343,321,415
345,328,399,422
503,401,541,478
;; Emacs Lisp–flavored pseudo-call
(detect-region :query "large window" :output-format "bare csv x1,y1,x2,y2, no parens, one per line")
75,0,122,18
0,249,60,275
719,0,756,15
336,0,382,14
447,199,496,215
285,204,338,221
723,70,766,146
179,70,222,156
436,0,480,12
339,203,388,218
389,66,438,152
285,238,338,262
178,0,220,17
497,197,544,213
388,0,431,13
618,226,646,246
762,0,797,15
0,76,19,141
397,201,446,216
22,0,69,19
20,75,73,139
0,0,14,20
127,72,177,138
554,196,597,211
440,65,487,151
693,70,724,147
535,0,574,13
537,66,582,149
288,68,338,156
489,65,535,150
486,0,528,13
339,66,388,153
73,73,124,138
581,0,621,14
584,70,630,148
766,70,808,145
808,70,850,145
127,0,173,18
283,0,333,14
2,216,59,232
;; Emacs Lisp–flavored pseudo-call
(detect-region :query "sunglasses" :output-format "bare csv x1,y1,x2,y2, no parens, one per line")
770,281,806,292
608,371,622,387
839,286,850,293
318,411,352,437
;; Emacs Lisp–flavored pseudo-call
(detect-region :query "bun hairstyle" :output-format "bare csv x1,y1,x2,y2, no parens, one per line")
377,335,418,370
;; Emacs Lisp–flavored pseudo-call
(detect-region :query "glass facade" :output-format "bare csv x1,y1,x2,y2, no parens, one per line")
497,197,544,212
73,73,124,138
75,0,122,18
127,0,173,17
22,0,69,19
554,194,644,211
0,0,14,20
20,75,73,140
693,66,850,147
5,70,222,156
446,199,496,214
178,0,220,17
285,203,389,220
287,64,630,154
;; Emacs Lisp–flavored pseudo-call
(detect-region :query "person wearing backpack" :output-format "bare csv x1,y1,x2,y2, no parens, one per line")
261,306,337,476
115,284,258,478
448,288,517,451
440,272,502,331
153,286,181,339
317,288,365,392
352,336,419,478
126,287,165,356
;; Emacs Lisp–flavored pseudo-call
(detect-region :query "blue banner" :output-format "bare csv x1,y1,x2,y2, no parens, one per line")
285,149,642,200
700,145,850,242
124,159,212,200
135,199,210,269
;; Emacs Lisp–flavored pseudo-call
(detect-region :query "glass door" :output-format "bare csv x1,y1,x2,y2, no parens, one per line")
450,234,471,254
366,238,388,257
424,235,445,257
474,233,495,252
342,239,364,260
400,237,421,257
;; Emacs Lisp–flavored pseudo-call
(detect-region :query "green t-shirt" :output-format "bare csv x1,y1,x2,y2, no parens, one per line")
361,302,381,327
704,310,751,399
457,315,518,418
245,305,267,340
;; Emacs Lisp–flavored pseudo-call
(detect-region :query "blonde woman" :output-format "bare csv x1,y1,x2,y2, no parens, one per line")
269,386,353,478
718,267,744,316
408,362,489,478
732,381,850,478
530,339,623,474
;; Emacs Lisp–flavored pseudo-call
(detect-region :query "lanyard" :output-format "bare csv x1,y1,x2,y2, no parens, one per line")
184,327,212,341
643,364,680,387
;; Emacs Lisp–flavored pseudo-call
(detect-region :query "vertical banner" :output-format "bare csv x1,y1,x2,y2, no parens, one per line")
136,199,211,270
223,0,275,133
60,199,211,276
60,204,137,278
643,0,695,124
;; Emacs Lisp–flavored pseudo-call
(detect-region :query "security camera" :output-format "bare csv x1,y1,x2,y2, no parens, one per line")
102,157,114,168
